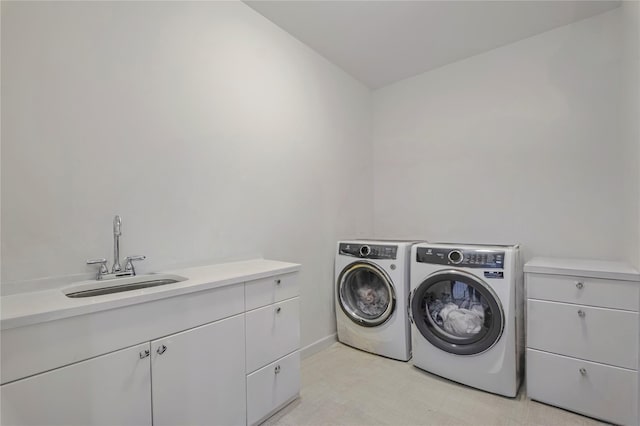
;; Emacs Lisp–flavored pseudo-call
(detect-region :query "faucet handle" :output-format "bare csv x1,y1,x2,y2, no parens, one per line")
87,258,109,280
124,255,146,276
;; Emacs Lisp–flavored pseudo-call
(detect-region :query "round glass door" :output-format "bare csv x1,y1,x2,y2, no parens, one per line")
338,262,396,327
411,270,504,355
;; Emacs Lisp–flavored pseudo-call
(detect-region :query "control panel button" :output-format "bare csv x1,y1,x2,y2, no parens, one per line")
448,250,463,264
360,245,371,257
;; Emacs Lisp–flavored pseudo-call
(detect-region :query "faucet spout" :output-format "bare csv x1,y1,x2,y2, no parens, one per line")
112,215,122,273
87,215,146,280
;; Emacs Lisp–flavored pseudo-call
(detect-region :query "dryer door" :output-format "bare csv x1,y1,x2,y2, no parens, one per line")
411,270,504,355
337,261,396,327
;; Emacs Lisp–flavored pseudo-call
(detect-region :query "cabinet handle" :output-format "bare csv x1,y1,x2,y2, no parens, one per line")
577,310,586,318
157,344,167,355
139,349,150,359
579,368,587,376
276,279,281,285
276,307,282,314
576,282,584,289
274,365,281,374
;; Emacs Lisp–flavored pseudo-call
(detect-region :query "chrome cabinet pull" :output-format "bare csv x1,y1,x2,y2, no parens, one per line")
576,282,584,289
157,344,167,355
139,349,150,359
274,365,281,374
578,310,586,318
579,368,587,376
276,307,282,314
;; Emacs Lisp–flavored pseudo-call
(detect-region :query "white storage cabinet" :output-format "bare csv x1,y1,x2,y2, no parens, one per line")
245,273,301,426
525,258,640,426
1,261,300,426
1,316,247,426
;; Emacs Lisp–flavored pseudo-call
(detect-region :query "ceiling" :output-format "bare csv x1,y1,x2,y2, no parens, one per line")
245,1,621,89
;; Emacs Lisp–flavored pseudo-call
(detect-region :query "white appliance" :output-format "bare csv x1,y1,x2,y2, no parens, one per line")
409,243,523,397
335,240,413,361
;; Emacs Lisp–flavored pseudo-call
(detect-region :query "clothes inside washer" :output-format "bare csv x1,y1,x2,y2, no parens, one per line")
425,281,487,336
439,303,484,336
354,283,389,317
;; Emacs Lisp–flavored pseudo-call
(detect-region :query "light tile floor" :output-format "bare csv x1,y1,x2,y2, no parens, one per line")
265,343,608,426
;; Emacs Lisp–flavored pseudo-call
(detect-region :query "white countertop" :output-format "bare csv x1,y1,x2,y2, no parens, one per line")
1,259,300,331
524,257,640,281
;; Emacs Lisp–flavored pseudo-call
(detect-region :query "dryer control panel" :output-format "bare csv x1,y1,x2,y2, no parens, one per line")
339,243,398,260
416,247,504,269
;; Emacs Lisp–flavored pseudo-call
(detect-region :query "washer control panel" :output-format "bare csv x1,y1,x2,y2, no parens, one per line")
339,243,398,260
416,247,504,269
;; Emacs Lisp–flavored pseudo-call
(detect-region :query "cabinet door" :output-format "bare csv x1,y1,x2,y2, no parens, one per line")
1,343,152,426
247,351,300,426
246,297,300,373
151,314,246,426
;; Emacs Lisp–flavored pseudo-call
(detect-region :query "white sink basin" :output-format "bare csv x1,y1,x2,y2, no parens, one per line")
63,274,188,298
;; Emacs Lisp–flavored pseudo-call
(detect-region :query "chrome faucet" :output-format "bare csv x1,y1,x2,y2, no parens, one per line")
112,215,122,273
87,215,146,280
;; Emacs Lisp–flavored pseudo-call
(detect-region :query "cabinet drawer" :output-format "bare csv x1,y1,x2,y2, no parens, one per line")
245,273,299,311
246,297,300,373
527,299,638,369
247,351,300,426
527,349,638,426
526,273,639,311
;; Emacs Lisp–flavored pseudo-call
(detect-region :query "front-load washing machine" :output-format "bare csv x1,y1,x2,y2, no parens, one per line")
335,240,414,361
409,242,523,396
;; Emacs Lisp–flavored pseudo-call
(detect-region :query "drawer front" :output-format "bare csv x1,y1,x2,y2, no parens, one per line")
246,297,300,373
527,299,639,369
526,273,639,311
527,349,638,426
245,273,299,311
247,351,300,426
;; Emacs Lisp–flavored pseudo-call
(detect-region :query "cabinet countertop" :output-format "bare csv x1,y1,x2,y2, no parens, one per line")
1,259,300,331
524,257,640,282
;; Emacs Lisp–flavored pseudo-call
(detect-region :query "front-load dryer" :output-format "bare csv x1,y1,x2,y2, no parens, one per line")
335,240,414,361
409,242,523,396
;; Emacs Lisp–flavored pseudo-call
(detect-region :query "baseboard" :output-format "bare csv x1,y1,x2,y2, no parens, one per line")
300,333,337,359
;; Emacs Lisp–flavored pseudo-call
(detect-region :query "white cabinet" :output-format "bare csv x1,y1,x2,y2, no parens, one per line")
1,343,152,426
247,351,301,426
525,258,640,426
1,316,248,426
152,314,246,426
0,260,301,426
245,275,300,426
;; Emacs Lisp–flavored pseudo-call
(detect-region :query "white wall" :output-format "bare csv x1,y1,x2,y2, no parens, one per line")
621,1,640,269
372,8,629,264
2,1,635,352
1,1,373,348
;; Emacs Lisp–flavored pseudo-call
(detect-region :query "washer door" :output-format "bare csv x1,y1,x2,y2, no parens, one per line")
337,261,396,327
411,270,504,355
